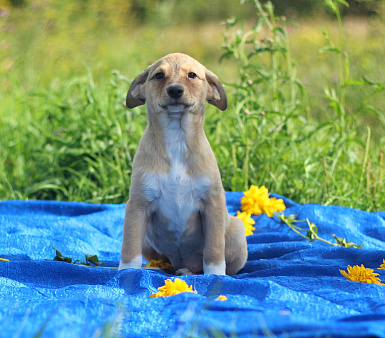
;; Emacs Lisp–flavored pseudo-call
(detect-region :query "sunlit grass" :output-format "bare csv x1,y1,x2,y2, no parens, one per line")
0,0,384,211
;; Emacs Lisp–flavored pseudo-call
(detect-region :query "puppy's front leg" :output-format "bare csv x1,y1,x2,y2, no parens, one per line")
119,199,147,270
202,195,226,275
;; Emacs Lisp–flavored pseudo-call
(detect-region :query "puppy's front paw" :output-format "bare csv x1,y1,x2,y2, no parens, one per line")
203,260,226,275
118,256,143,270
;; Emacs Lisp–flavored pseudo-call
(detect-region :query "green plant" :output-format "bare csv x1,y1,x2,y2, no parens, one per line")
53,247,107,266
0,0,384,211
320,0,385,206
1,71,146,203
209,0,384,210
274,213,362,248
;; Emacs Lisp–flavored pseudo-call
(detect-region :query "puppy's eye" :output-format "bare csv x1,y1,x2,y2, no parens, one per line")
188,72,197,79
154,72,164,80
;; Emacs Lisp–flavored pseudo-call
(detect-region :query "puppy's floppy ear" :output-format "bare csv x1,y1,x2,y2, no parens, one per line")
126,69,149,108
205,69,227,111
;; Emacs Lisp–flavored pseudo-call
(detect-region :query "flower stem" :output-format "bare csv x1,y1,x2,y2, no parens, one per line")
274,213,361,248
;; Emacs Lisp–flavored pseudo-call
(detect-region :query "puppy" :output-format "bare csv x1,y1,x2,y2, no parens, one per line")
119,53,247,275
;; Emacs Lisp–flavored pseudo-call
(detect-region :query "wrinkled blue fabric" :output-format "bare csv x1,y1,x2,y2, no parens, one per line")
1,192,385,337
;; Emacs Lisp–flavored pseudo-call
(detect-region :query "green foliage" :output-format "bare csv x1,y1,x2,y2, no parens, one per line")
211,0,384,210
53,247,106,266
0,0,384,212
53,247,73,263
84,254,107,267
1,71,146,203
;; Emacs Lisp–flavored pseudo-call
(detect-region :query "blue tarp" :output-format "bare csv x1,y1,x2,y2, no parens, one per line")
1,192,385,337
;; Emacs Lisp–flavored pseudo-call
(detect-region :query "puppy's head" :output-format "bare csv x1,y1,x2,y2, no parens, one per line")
126,53,227,114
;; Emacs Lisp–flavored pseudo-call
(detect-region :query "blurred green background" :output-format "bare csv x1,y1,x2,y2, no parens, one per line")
1,0,384,85
0,0,384,210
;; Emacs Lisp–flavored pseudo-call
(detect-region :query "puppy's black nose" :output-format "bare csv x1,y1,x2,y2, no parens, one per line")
167,85,184,99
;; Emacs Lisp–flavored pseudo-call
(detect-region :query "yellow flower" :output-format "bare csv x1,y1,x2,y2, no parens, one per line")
237,211,255,236
378,259,385,270
241,185,286,217
241,185,269,215
340,264,385,285
262,197,286,217
144,259,173,269
149,278,197,298
216,295,227,301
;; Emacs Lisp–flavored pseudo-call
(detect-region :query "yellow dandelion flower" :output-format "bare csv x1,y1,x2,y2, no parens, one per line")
237,211,256,236
241,185,286,217
144,260,173,269
149,278,197,298
216,295,227,301
241,185,269,215
378,259,385,270
262,197,286,217
340,264,385,285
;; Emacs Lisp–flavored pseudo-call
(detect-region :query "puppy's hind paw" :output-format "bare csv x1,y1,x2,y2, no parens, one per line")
175,268,194,276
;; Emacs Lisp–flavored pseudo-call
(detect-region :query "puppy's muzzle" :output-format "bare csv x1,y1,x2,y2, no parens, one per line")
167,85,184,99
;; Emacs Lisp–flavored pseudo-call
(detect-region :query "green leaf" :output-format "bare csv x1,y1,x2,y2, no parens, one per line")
331,235,362,249
288,214,296,222
362,76,385,91
343,80,366,86
362,76,379,86
306,222,318,241
273,27,285,36
219,50,234,63
324,0,338,13
52,247,72,263
85,254,106,266
359,105,385,127
334,0,349,7
306,231,316,241
309,222,318,234
319,45,340,54
322,29,334,45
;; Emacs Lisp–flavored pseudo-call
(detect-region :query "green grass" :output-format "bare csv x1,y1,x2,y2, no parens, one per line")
0,0,384,211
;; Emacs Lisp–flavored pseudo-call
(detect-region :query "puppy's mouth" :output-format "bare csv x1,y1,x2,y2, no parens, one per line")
162,102,191,114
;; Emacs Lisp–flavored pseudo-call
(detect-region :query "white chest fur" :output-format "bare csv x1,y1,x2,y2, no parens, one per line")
142,118,210,243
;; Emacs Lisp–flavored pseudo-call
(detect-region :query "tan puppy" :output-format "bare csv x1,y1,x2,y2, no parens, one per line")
119,53,247,275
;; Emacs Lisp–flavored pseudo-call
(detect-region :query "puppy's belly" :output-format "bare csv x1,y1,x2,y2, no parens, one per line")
142,170,209,265
146,210,205,270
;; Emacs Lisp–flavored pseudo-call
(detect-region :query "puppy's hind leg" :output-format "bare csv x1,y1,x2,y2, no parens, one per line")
225,216,248,275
